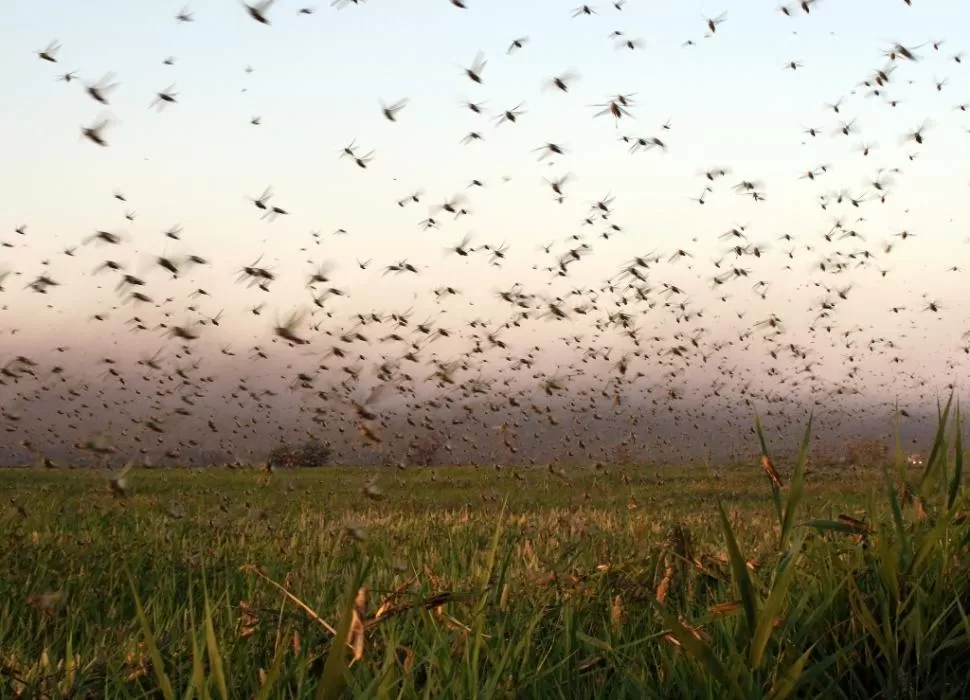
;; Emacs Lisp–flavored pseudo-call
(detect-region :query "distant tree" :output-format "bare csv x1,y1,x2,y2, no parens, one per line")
267,439,333,468
266,444,295,469
298,439,333,467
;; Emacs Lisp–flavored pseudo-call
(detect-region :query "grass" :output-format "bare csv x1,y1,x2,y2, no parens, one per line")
1,402,969,698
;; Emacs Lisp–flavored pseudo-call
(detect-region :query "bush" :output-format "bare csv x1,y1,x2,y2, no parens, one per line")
406,437,439,466
266,439,333,468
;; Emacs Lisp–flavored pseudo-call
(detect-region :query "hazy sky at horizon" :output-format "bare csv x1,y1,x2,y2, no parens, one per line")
2,0,970,460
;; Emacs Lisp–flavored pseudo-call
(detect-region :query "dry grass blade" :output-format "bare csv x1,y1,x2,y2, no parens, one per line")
368,590,476,628
371,576,417,621
708,600,742,617
610,594,624,633
348,587,366,665
241,564,337,635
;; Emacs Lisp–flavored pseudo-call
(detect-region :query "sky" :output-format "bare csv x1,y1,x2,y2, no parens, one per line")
1,0,970,464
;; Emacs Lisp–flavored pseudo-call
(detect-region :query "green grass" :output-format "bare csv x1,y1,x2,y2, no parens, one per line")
2,404,969,698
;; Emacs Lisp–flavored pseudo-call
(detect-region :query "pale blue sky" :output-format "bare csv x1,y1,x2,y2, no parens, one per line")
2,0,970,458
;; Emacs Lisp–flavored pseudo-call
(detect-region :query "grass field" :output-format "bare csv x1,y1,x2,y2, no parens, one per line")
2,407,969,698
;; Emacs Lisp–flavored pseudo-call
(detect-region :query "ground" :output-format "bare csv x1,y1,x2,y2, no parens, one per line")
0,451,967,698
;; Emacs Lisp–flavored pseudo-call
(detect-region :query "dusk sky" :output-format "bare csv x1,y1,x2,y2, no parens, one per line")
2,0,970,464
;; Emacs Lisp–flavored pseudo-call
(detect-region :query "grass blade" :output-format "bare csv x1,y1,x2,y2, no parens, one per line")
127,573,175,700
780,411,813,550
254,642,288,700
203,590,229,700
316,569,362,700
906,510,954,577
919,394,953,496
717,500,758,636
650,598,745,700
183,585,204,700
766,644,815,700
948,402,963,510
755,413,783,524
750,531,804,669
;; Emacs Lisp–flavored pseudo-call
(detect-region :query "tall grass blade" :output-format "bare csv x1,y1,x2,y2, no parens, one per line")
316,570,361,700
126,573,175,700
183,630,205,700
750,531,804,669
906,510,954,577
920,394,953,496
779,411,813,550
254,643,288,700
948,402,963,510
650,599,745,700
766,644,814,700
470,498,508,693
755,413,783,524
883,465,907,549
183,585,205,700
717,500,758,635
63,632,74,697
203,591,229,700
894,403,907,484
